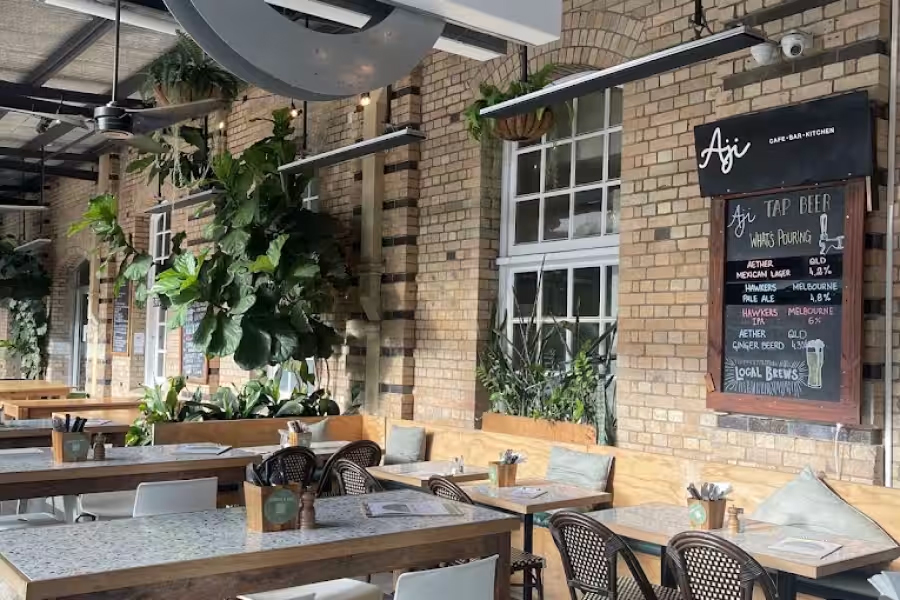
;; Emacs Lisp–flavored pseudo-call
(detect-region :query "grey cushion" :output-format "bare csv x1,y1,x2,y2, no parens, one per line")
751,466,896,546
308,418,330,443
384,425,426,466
544,446,613,491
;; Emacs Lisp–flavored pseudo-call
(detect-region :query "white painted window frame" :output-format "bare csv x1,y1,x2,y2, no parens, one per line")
144,209,172,386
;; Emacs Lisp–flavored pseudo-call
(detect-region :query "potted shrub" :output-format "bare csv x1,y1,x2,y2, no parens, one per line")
142,32,242,105
464,64,556,143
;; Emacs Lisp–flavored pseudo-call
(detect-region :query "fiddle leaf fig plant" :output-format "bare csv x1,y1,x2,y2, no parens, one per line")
150,107,349,370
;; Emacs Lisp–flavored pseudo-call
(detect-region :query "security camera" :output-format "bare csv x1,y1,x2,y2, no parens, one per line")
781,31,812,59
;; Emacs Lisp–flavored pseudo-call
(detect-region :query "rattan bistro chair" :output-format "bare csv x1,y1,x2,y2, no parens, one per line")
548,511,680,600
332,459,384,496
427,476,547,600
317,440,382,497
262,446,318,488
666,531,777,600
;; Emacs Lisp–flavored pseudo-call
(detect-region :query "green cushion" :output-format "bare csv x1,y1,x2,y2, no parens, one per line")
384,425,426,465
308,417,330,442
534,506,590,529
751,466,896,546
544,446,613,491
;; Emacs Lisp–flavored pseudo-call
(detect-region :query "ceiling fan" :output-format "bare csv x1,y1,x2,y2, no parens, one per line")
2,0,226,153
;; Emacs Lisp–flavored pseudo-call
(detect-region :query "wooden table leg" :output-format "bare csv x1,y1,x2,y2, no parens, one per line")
492,531,512,600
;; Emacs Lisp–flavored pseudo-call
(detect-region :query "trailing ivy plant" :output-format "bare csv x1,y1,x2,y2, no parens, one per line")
463,64,555,141
149,108,349,370
0,237,51,379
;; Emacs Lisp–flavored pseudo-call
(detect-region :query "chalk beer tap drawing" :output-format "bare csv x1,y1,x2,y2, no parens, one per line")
819,213,845,255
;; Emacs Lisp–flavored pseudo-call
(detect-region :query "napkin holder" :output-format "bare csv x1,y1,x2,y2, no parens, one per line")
488,461,518,487
688,498,726,530
244,482,301,532
287,431,312,448
51,430,91,463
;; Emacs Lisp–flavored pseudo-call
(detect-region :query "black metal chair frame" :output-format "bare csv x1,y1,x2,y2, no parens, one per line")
262,446,318,488
331,458,384,496
317,440,382,497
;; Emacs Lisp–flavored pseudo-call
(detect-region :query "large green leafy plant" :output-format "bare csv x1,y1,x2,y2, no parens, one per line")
150,108,349,370
0,237,51,379
143,32,242,105
477,308,618,445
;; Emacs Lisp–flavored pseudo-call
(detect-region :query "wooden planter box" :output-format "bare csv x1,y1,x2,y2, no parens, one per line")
151,415,363,447
480,413,596,445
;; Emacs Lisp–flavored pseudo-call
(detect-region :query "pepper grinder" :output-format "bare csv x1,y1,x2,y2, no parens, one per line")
300,488,317,529
726,505,744,533
91,434,106,461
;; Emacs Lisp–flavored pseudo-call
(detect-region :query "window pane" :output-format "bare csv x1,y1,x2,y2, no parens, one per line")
546,103,572,141
515,199,539,244
516,151,541,195
605,266,619,317
512,322,537,367
575,136,606,185
542,194,570,241
541,270,567,317
603,322,618,356
545,144,571,191
306,177,319,198
513,272,538,317
576,91,605,135
608,131,622,180
573,188,604,238
609,88,623,127
156,354,165,378
573,267,601,317
607,186,620,234
541,324,567,366
574,323,600,354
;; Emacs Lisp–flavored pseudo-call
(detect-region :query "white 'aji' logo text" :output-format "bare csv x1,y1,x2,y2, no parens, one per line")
698,127,751,174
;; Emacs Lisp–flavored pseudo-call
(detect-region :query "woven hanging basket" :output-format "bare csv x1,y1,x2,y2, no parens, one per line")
494,109,554,142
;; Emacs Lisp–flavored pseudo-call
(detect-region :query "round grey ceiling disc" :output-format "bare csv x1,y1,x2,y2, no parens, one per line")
163,0,445,100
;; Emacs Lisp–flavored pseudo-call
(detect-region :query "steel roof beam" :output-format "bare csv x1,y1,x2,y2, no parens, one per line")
0,159,97,181
0,147,97,163
0,81,143,109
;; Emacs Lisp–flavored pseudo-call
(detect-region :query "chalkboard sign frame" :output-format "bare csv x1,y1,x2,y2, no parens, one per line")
111,282,132,356
706,178,864,424
180,304,208,385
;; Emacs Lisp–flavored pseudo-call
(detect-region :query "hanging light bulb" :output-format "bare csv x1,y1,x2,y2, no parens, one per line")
217,120,226,130
359,92,371,107
290,101,300,119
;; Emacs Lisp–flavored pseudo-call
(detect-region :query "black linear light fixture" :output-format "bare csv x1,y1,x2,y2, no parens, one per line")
480,26,767,119
279,127,426,175
145,188,223,215
15,238,52,252
0,205,48,213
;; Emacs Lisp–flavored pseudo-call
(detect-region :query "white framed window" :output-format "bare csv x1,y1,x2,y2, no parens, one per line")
302,177,319,212
499,87,622,364
145,209,172,385
501,88,622,258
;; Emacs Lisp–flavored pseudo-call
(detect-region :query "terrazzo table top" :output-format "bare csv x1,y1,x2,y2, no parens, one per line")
587,502,900,578
240,440,352,458
369,460,490,488
0,489,519,600
0,445,261,483
462,479,612,513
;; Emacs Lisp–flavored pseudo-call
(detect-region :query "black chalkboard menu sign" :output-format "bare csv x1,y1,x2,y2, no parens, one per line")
181,303,208,382
707,180,864,424
111,282,131,355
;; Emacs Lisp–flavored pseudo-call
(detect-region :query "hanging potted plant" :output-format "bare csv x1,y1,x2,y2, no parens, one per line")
142,32,242,105
464,64,556,143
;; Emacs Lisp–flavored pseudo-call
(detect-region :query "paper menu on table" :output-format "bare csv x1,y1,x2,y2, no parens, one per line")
869,571,900,600
363,501,464,517
174,443,232,455
506,487,548,499
767,537,842,559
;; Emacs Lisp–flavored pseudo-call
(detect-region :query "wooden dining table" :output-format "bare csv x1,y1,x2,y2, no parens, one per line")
0,380,70,401
0,490,519,600
462,479,612,600
1,397,141,420
587,503,900,600
369,460,491,488
0,419,129,449
0,445,260,522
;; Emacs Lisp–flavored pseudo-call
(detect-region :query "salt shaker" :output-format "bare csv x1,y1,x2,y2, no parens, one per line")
300,488,317,529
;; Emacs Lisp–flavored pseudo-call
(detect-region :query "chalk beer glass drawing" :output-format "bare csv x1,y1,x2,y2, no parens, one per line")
805,339,825,389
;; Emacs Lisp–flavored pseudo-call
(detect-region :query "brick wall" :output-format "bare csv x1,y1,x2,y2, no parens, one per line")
4,0,899,484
